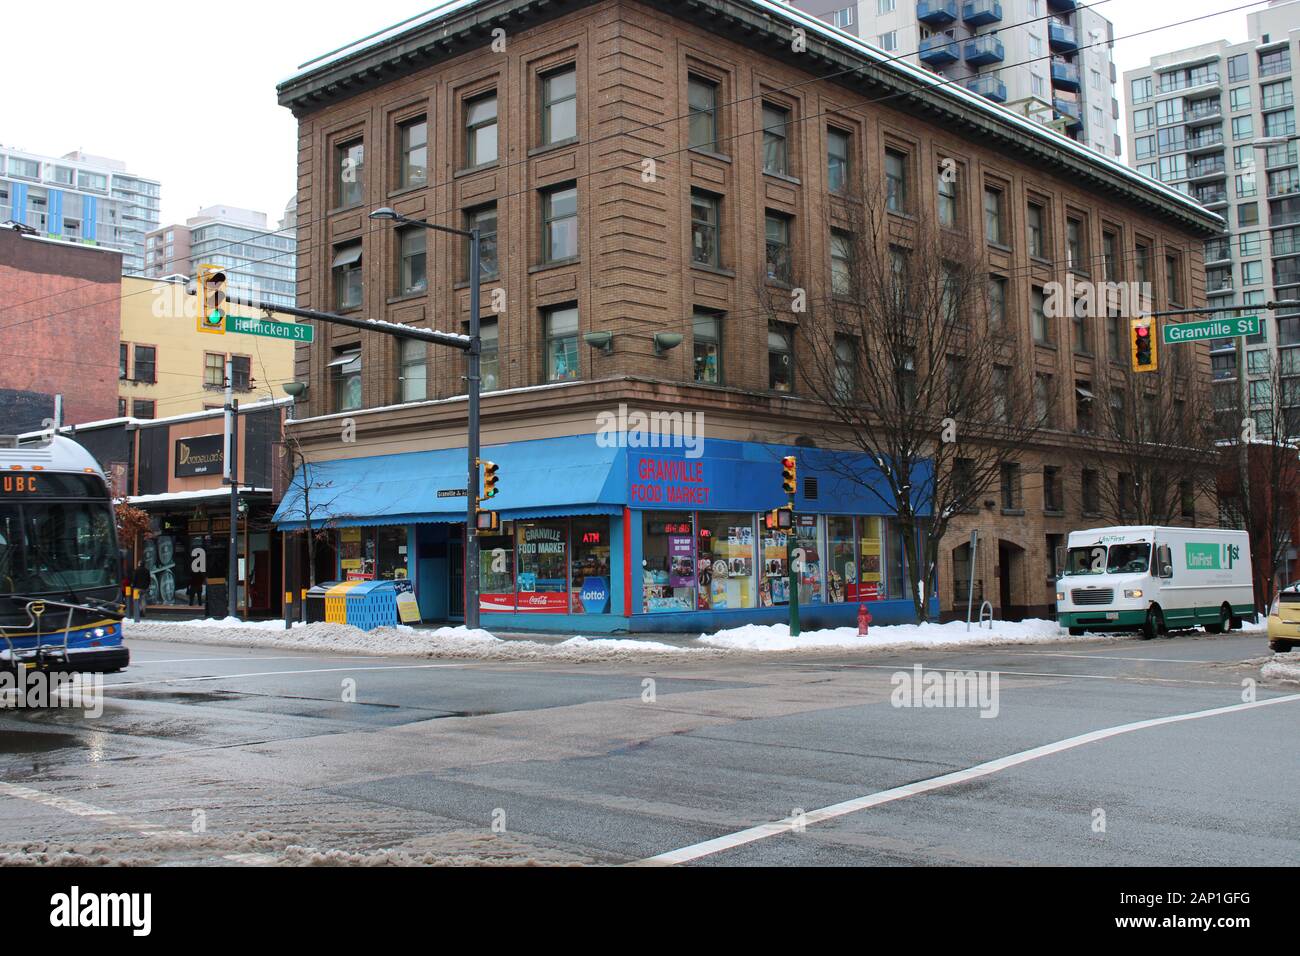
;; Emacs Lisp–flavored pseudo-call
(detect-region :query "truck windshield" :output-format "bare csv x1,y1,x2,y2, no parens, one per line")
1064,543,1152,576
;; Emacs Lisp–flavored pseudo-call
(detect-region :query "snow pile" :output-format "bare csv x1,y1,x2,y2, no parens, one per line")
125,619,707,663
699,618,1067,652
1261,653,1300,684
125,616,1087,660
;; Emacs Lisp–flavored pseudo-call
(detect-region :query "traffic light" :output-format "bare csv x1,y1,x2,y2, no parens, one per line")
198,265,227,335
475,459,499,534
781,456,797,499
1130,316,1158,373
765,506,793,530
480,459,499,501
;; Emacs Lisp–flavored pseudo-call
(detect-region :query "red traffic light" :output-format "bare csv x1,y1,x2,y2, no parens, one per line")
1136,326,1149,338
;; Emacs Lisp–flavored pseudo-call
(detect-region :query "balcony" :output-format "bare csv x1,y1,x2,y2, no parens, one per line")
961,0,1002,26
917,0,958,25
1050,57,1079,90
1185,128,1224,152
1204,241,1232,264
1046,0,1078,9
1048,20,1077,52
1195,187,1228,207
1053,97,1081,125
1189,158,1227,180
919,35,960,66
964,34,1004,66
1206,272,1234,294
964,73,1007,102
1184,99,1222,124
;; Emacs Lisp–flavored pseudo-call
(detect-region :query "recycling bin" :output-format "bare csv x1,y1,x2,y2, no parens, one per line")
324,581,363,624
344,581,399,631
305,582,340,624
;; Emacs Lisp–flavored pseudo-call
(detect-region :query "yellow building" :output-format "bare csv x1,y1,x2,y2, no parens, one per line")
118,276,297,419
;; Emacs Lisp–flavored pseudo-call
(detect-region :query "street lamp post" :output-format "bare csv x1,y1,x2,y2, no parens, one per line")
369,208,483,630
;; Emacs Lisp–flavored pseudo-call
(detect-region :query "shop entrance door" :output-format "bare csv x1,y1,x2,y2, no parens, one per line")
448,532,465,620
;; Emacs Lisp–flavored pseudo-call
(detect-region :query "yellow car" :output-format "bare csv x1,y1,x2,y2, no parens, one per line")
1267,583,1300,653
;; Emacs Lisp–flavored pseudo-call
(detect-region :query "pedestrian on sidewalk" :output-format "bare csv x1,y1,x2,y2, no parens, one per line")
131,560,152,622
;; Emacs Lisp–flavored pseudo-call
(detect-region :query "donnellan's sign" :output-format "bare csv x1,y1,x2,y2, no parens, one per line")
175,433,225,478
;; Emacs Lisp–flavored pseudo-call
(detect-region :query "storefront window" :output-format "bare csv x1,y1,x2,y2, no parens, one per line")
887,519,915,602
759,519,791,607
376,526,408,580
642,513,695,612
479,527,515,612
339,527,369,578
696,513,756,610
827,516,854,604
515,520,569,612
857,517,885,601
793,514,823,605
570,518,612,614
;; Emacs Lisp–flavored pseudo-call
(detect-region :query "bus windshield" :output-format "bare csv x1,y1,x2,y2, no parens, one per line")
0,501,118,596
1063,543,1152,576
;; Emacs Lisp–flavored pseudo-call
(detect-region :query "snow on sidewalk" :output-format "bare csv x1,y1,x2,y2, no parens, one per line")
124,615,1090,661
1261,653,1300,684
697,618,1068,652
124,619,709,663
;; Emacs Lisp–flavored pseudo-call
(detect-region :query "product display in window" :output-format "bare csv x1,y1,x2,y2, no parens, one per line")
696,514,756,610
642,514,694,612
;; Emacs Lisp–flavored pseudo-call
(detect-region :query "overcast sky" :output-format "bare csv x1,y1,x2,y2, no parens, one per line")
1,0,1264,227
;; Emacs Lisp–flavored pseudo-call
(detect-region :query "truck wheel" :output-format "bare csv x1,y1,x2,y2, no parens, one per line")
1205,604,1231,635
1142,607,1164,641
1068,627,1086,636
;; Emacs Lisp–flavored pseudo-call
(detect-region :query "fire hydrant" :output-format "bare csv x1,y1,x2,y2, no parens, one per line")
858,603,872,636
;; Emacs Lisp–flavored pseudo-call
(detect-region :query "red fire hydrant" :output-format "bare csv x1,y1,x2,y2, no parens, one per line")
858,603,872,636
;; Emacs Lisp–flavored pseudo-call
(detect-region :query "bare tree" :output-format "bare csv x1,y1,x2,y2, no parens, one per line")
1084,341,1219,527
1217,350,1300,612
757,186,1046,623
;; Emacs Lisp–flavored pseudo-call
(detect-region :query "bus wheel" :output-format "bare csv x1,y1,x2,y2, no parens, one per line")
1142,607,1164,641
1205,604,1231,635
1068,627,1087,636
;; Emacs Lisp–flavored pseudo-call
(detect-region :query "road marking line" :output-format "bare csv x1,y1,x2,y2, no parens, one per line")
128,656,328,665
102,662,473,691
640,692,1300,866
788,662,1225,685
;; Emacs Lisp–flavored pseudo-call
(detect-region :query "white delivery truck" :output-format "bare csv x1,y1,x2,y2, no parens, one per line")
1055,526,1255,639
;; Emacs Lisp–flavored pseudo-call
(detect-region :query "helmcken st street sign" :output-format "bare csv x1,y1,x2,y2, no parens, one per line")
1161,315,1259,345
228,315,315,343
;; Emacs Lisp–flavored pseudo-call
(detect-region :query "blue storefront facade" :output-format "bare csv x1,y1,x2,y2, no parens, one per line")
274,434,936,633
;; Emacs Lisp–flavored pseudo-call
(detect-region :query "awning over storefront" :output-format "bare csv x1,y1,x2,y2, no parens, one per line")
273,435,627,531
273,433,932,531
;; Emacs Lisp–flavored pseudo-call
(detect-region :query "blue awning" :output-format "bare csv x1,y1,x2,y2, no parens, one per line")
273,435,627,531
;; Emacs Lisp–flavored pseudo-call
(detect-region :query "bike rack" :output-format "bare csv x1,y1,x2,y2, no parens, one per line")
978,601,995,629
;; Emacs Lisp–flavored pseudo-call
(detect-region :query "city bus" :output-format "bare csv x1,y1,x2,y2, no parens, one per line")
0,435,129,673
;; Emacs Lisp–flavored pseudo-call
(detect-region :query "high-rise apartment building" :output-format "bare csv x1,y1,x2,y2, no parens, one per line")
145,202,298,307
0,147,160,274
789,0,1120,156
1123,0,1300,435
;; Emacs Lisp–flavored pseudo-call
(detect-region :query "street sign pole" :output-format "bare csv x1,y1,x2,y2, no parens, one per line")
465,228,482,631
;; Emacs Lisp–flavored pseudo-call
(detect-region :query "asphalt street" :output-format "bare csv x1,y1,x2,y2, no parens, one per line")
0,630,1294,866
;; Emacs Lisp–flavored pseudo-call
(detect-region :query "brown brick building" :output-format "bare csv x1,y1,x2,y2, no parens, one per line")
0,225,122,431
273,0,1224,631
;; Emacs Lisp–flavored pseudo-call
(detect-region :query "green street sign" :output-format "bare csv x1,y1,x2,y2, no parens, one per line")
1162,315,1259,345
228,315,314,343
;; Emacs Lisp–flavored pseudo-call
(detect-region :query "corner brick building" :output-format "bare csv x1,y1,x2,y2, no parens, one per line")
273,0,1223,631
0,225,122,431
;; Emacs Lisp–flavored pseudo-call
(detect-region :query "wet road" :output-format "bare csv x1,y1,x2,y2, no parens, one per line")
0,631,1295,865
